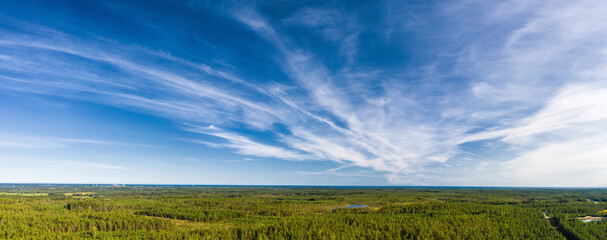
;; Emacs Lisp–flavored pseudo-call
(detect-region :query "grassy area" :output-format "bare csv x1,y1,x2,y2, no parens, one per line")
0,192,48,196
63,192,95,196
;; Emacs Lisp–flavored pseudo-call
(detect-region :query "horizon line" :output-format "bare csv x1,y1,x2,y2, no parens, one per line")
1,183,606,189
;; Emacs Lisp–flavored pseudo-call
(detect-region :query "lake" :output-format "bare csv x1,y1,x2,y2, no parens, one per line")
345,204,368,208
331,204,368,210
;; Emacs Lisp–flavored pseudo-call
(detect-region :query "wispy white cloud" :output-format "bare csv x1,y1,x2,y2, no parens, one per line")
463,84,607,144
230,7,466,180
185,125,313,161
448,0,607,186
0,23,286,130
2,0,606,186
281,7,361,63
294,168,385,179
467,83,607,187
0,135,66,149
0,133,155,149
226,1,607,186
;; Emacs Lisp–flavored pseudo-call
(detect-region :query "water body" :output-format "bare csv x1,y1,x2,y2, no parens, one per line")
577,216,606,223
331,204,368,210
345,204,368,208
582,219,604,223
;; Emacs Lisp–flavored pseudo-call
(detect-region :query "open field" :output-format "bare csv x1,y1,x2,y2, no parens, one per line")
1,185,607,239
0,192,48,196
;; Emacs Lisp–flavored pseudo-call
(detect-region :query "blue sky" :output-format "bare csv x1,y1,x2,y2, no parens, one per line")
1,0,606,186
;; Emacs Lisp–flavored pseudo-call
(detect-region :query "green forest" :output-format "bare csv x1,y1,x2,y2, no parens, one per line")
1,185,606,239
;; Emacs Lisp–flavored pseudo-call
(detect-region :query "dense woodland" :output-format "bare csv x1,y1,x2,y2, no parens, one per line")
1,185,606,239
